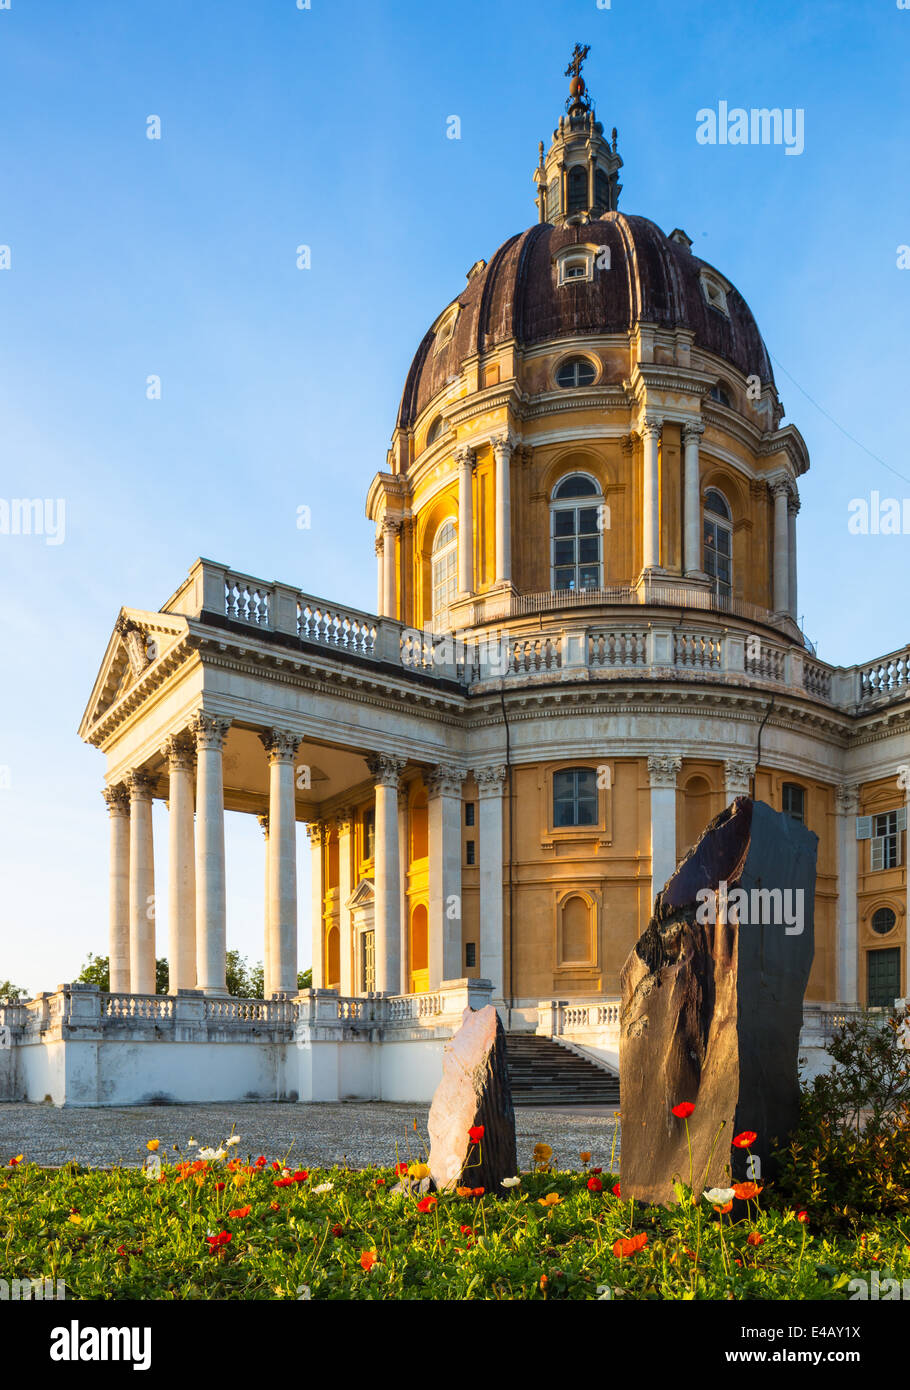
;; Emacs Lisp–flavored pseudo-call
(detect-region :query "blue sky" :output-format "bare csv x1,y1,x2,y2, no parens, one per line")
1,0,908,992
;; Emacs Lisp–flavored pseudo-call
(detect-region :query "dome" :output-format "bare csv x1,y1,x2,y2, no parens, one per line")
397,213,774,431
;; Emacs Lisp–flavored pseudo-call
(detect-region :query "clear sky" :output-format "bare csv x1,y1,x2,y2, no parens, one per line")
1,0,908,994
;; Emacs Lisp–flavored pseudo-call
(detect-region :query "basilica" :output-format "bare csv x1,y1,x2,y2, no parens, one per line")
4,55,907,1105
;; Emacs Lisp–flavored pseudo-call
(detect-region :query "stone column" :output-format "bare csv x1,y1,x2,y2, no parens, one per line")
102,785,131,993
336,808,355,997
375,532,384,616
682,420,705,576
456,446,475,596
492,434,513,586
724,758,756,803
641,417,662,571
476,765,507,999
771,481,791,615
398,787,410,997
257,813,271,997
192,712,231,997
368,754,406,995
382,519,399,620
427,763,467,987
127,771,156,995
261,729,299,996
164,735,196,994
647,756,681,903
788,493,800,622
905,778,910,999
307,822,326,988
835,784,860,1004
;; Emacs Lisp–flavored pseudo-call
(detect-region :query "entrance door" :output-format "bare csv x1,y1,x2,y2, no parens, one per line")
361,930,375,994
867,948,901,1007
409,903,429,993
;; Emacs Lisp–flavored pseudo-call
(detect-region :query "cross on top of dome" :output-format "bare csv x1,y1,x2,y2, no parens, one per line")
534,44,623,224
565,42,593,116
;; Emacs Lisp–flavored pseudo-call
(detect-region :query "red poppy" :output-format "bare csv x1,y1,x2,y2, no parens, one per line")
612,1182,621,1197
417,1195,438,1213
732,1181,763,1201
271,1161,281,1170
747,1231,764,1246
215,1183,225,1191
331,1223,343,1237
672,1102,695,1119
228,1205,251,1219
273,1178,293,1188
255,1156,267,1167
459,1225,474,1236
375,1178,386,1186
587,1176,603,1192
395,1162,409,1176
468,1125,485,1142
733,1131,758,1148
797,1211,809,1224
471,1187,484,1197
205,1231,232,1251
612,1233,648,1258
591,1167,603,1175
116,1244,128,1257
360,1250,377,1271
291,1170,309,1183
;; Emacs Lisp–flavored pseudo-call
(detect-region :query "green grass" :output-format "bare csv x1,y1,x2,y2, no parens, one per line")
0,1141,905,1300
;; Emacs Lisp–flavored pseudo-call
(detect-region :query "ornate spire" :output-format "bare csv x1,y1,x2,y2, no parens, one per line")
533,44,623,226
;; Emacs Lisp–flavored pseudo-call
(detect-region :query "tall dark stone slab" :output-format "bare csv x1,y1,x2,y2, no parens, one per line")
428,1005,517,1194
620,797,816,1204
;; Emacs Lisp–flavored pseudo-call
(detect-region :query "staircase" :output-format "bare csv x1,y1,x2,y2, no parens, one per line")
506,1033,620,1107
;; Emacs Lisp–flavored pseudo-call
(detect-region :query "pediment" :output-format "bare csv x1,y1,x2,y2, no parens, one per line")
346,878,375,911
78,608,188,739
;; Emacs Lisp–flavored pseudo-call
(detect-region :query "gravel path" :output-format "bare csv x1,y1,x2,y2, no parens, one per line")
0,1102,619,1171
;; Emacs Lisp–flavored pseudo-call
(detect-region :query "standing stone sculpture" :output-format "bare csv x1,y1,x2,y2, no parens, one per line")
620,797,817,1205
428,1005,517,1194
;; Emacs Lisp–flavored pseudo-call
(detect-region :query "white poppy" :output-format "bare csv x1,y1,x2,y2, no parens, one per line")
703,1187,736,1205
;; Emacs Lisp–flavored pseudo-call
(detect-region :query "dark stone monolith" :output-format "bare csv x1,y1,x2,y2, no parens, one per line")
428,1005,517,1195
620,797,816,1204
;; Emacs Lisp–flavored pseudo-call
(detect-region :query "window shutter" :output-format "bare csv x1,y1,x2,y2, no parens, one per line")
897,807,908,833
856,816,873,840
871,837,885,872
896,836,903,869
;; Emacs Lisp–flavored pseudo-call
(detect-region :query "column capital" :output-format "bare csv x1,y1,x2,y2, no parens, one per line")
835,783,861,814
259,728,300,763
647,754,681,788
769,479,792,500
333,805,355,834
475,764,507,795
787,491,801,516
126,770,156,801
191,712,231,751
490,430,519,457
102,784,131,817
257,811,270,836
381,516,401,537
163,733,196,772
454,444,476,469
306,819,327,846
724,759,756,794
426,762,468,798
367,753,407,788
681,419,706,443
640,415,663,439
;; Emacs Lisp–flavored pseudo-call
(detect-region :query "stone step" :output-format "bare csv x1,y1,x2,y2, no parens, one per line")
505,1032,619,1107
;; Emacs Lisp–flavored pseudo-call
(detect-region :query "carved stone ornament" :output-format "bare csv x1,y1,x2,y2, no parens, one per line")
647,754,682,788
102,784,130,817
163,734,195,773
475,765,507,795
191,712,232,752
366,754,407,788
426,763,468,798
260,728,300,763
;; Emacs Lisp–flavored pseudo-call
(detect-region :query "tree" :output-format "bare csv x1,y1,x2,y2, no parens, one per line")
76,954,169,994
298,968,312,991
0,979,26,1001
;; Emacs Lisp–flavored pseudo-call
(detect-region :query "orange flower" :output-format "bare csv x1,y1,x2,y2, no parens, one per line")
732,1181,763,1201
471,1187,484,1197
733,1131,758,1148
613,1233,648,1258
579,1151,592,1164
269,1202,280,1211
228,1205,252,1219
747,1231,764,1246
538,1193,562,1208
718,1201,733,1215
456,1186,473,1198
360,1250,377,1271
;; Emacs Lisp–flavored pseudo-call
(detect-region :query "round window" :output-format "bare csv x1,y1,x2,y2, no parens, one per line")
872,907,897,936
556,357,597,389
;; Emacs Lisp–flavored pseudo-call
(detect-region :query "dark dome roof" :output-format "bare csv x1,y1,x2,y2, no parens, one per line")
397,213,774,429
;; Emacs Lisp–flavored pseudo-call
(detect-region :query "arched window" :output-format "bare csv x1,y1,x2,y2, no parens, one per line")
594,168,610,209
782,783,805,823
551,473,603,591
553,767,598,827
561,895,592,962
426,415,444,446
567,165,588,213
556,356,597,388
710,382,732,407
431,519,458,624
703,489,732,599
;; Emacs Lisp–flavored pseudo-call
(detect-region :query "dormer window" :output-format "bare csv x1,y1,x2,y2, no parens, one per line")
554,243,608,288
555,356,598,388
710,382,733,408
700,270,730,316
433,304,460,354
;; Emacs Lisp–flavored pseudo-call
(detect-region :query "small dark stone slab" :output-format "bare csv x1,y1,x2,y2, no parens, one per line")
428,1005,517,1195
620,797,817,1204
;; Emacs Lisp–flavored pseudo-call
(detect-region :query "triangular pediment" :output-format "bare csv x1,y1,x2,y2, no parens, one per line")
78,608,188,740
346,878,375,911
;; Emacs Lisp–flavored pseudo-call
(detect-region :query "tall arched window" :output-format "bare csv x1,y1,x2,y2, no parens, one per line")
426,415,444,446
551,473,603,591
431,519,458,625
703,489,732,598
567,165,588,213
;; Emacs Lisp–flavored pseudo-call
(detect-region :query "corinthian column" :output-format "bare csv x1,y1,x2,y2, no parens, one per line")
164,735,196,994
382,519,400,619
476,765,507,999
192,712,231,997
682,420,705,576
336,807,355,997
367,754,407,995
375,532,384,616
835,784,860,1004
771,481,791,615
261,729,300,995
641,417,662,571
258,813,271,997
127,771,156,995
308,821,326,988
455,446,475,596
491,434,514,586
647,755,680,902
102,785,131,993
427,763,467,987
788,492,800,622
724,758,756,802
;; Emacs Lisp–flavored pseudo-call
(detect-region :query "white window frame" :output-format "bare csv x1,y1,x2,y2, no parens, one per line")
432,304,460,354
554,243,610,288
700,269,731,317
550,472,604,592
703,488,733,599
431,518,458,628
